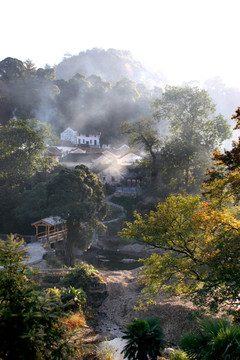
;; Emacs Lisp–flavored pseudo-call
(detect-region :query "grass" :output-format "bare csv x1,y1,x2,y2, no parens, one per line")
62,312,86,331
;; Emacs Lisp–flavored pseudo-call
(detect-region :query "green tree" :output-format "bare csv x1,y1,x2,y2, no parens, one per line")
0,235,72,359
0,119,45,188
152,86,231,193
203,107,240,207
120,117,162,182
121,317,164,360
121,194,240,311
47,165,107,266
180,317,240,360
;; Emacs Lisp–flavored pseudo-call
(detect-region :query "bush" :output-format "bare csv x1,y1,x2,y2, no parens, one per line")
60,286,86,310
170,349,189,360
121,317,164,360
61,262,105,290
46,286,86,311
180,317,240,360
62,312,86,330
0,235,73,359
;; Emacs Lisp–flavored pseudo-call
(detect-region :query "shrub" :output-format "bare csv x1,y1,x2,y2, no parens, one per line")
180,317,240,360
60,286,86,311
0,235,73,359
61,262,105,290
62,312,86,330
46,286,86,311
121,317,164,360
170,349,189,360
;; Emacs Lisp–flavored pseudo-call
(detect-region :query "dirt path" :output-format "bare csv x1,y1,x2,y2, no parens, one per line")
96,268,197,345
103,195,126,224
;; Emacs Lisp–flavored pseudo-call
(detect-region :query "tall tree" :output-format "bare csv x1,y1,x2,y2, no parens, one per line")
203,107,240,207
47,165,107,266
152,86,231,193
0,119,45,188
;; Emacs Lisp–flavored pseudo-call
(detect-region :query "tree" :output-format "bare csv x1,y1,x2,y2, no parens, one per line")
120,194,240,311
0,119,46,188
0,118,58,190
152,86,231,193
0,235,72,359
203,107,240,207
121,317,164,360
47,165,107,266
120,117,162,181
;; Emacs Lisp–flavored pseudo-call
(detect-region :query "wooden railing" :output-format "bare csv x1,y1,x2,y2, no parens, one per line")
37,229,67,244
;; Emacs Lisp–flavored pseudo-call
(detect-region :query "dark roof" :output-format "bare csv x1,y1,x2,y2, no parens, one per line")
45,146,62,156
32,216,66,226
60,153,101,163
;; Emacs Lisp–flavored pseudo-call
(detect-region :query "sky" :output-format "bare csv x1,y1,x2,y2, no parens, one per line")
1,0,240,88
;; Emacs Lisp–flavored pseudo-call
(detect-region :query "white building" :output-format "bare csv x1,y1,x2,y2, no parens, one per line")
60,128,101,148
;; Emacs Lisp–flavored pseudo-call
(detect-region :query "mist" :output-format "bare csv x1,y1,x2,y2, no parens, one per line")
0,49,239,149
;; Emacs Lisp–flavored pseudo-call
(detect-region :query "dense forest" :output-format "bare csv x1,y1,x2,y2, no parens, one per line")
1,48,239,144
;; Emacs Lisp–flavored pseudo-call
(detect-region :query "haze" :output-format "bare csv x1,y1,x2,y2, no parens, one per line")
1,0,240,88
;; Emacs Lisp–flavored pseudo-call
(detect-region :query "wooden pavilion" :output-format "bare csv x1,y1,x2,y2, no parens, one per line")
31,216,67,245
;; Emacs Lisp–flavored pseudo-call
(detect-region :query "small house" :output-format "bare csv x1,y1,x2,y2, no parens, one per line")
60,127,101,148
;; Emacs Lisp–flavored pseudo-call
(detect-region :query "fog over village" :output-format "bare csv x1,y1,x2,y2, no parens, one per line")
1,1,240,359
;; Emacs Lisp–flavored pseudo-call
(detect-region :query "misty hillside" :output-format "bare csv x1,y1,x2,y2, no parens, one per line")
0,50,239,144
55,48,167,88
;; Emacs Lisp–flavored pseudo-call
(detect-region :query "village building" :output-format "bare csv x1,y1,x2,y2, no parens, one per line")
52,128,144,193
60,127,101,148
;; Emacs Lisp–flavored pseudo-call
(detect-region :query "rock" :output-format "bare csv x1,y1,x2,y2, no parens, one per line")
120,258,137,263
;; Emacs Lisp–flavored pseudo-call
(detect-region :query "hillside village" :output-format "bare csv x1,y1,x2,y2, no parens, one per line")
46,127,143,196
2,44,240,358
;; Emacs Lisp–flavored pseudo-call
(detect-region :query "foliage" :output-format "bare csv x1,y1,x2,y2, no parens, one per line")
0,119,46,187
203,107,240,207
0,185,21,233
46,286,86,311
170,349,189,360
0,54,156,143
180,317,240,360
121,317,164,360
121,194,240,311
47,165,108,266
152,86,231,194
13,182,48,232
60,286,86,311
61,261,105,290
61,311,86,331
0,235,73,359
121,117,161,158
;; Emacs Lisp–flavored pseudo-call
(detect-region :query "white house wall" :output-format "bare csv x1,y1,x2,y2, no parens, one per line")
76,134,100,147
60,128,78,144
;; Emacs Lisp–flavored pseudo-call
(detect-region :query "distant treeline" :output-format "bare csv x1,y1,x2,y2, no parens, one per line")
1,48,239,145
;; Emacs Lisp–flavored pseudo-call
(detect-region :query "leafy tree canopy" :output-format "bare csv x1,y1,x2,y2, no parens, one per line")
47,165,108,266
0,119,45,187
203,107,240,207
121,194,240,311
0,118,57,188
151,86,231,194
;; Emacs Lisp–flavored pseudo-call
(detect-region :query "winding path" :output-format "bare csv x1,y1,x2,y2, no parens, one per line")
103,195,126,224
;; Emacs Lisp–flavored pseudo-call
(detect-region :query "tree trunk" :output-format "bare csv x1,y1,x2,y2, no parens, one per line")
64,221,75,267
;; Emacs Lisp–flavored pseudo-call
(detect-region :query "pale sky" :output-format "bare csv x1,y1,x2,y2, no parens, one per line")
1,0,240,87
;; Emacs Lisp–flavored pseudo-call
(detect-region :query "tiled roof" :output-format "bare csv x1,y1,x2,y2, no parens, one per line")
31,216,66,226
